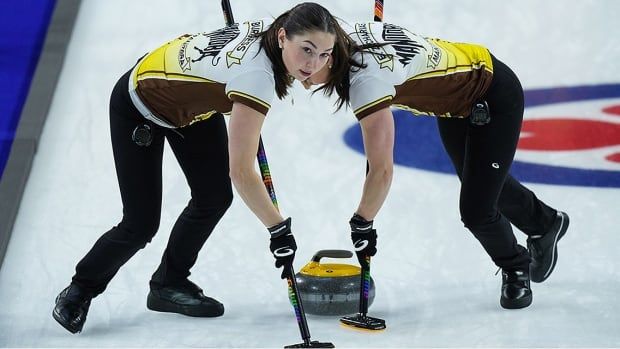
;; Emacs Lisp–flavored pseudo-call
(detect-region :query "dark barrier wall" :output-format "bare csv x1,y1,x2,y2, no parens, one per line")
0,0,56,178
0,0,82,270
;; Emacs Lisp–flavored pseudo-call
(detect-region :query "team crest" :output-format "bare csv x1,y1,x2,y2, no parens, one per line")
178,25,240,71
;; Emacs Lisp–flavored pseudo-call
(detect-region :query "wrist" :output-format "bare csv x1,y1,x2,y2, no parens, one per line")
350,213,373,232
352,213,372,223
268,217,292,238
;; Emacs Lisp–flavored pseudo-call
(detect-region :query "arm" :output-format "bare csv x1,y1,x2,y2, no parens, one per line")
228,102,284,227
355,107,395,220
229,102,297,279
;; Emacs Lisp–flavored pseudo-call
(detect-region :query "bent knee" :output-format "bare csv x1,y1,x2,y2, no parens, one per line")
187,193,233,218
106,219,160,247
459,204,499,230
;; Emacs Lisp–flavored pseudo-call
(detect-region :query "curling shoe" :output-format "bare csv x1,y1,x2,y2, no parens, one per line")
52,284,92,334
527,211,570,283
147,280,224,317
500,268,532,309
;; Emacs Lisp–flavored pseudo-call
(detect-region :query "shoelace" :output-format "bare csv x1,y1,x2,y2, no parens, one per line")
495,268,528,283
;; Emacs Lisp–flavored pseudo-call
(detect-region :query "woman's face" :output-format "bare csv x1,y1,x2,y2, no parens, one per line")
303,58,331,88
278,28,334,82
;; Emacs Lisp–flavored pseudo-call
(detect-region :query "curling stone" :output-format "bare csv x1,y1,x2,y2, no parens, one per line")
295,249,375,316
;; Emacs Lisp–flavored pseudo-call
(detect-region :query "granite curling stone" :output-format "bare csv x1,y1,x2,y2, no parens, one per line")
295,249,375,316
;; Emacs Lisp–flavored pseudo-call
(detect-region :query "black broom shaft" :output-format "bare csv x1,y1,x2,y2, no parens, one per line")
287,266,312,344
219,2,313,343
221,0,273,198
221,0,235,24
359,262,370,315
357,0,383,318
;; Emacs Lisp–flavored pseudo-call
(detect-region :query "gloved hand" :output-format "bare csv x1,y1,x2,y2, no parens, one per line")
350,213,377,269
268,217,297,279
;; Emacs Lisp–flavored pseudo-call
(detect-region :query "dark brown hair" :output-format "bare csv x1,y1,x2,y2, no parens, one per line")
313,24,380,111
258,2,384,111
257,3,357,109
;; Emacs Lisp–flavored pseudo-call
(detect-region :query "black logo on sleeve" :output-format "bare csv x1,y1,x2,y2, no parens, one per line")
382,24,425,66
179,25,240,71
354,23,394,71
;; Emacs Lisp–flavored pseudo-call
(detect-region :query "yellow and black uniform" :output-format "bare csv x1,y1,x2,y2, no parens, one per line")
71,20,279,298
129,19,275,128
345,22,493,120
346,22,558,272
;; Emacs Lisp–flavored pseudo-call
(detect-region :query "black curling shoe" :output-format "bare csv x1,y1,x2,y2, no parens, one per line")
500,269,532,309
147,281,224,317
527,211,570,283
52,284,92,334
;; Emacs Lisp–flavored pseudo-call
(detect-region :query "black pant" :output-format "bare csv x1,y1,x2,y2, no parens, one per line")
436,56,556,270
72,69,233,296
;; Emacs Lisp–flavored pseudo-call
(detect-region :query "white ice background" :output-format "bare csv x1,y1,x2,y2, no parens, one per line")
1,0,619,347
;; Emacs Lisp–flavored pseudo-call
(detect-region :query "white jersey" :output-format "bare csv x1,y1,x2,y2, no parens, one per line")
344,22,494,120
128,19,275,128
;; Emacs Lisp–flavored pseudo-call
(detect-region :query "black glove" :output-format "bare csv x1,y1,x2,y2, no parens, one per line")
350,213,377,269
268,217,297,279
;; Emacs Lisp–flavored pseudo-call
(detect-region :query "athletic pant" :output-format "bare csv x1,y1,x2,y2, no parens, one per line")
72,69,233,296
436,56,557,271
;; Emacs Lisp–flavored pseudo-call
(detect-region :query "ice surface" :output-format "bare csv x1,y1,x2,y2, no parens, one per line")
1,1,619,347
